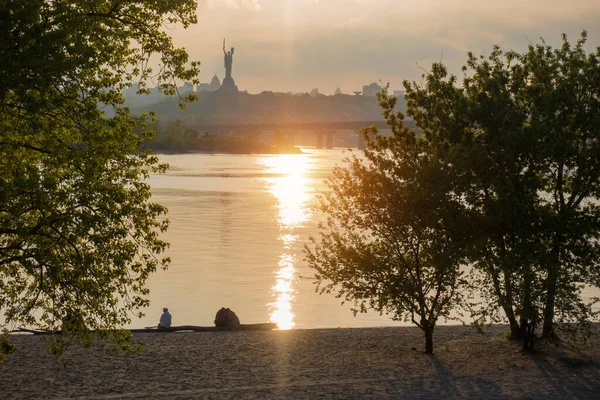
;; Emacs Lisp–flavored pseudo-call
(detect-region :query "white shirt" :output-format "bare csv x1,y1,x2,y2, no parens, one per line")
159,311,172,327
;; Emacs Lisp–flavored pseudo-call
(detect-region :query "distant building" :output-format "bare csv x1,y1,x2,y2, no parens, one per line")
362,82,384,97
210,75,221,91
197,75,221,92
177,82,194,96
393,90,405,99
334,87,343,96
197,83,211,92
310,88,319,97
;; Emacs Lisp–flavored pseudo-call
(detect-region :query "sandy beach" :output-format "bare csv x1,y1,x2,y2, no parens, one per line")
2,324,599,399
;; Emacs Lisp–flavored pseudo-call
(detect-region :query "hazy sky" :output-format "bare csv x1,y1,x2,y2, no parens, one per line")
169,0,600,94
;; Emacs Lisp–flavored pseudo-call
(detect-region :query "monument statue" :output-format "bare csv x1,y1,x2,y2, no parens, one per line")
220,38,238,92
223,38,234,78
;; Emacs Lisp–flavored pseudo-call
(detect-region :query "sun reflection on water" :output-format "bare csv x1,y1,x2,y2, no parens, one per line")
260,154,311,330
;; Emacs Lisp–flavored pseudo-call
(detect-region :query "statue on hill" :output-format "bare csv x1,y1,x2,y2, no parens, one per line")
223,38,234,78
221,38,238,92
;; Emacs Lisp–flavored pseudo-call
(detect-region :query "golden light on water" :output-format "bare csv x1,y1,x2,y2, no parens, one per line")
262,155,311,228
260,154,311,330
271,254,296,330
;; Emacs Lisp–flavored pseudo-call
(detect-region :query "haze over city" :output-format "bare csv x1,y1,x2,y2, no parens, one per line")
171,0,600,94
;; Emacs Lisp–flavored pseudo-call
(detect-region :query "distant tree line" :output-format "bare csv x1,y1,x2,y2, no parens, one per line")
142,120,301,154
306,32,600,354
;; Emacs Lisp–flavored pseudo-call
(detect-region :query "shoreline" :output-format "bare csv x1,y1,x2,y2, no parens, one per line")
3,324,599,399
145,146,306,156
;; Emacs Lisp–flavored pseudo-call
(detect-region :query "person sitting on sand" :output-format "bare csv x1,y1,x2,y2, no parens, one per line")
214,307,241,329
159,307,172,328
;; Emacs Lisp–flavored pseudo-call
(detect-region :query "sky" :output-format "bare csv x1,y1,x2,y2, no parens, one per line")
169,0,600,94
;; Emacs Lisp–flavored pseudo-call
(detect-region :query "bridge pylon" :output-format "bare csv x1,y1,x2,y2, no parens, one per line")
324,130,335,149
315,131,323,149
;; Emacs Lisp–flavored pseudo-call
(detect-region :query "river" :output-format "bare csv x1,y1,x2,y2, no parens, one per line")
142,149,402,330
3,149,597,331
141,149,600,330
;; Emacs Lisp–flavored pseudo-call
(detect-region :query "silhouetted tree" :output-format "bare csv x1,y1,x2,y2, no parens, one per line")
404,31,600,341
305,93,471,354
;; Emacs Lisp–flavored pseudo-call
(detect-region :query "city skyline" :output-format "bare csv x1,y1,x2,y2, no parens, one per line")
170,0,600,93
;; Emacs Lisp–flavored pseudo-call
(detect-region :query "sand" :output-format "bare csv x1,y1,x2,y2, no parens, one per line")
1,325,599,399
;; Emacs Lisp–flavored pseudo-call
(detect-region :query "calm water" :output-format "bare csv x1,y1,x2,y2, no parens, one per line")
2,149,596,330
139,150,600,330
141,149,402,330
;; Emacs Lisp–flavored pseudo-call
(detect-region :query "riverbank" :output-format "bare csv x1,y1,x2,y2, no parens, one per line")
2,324,599,399
148,145,305,155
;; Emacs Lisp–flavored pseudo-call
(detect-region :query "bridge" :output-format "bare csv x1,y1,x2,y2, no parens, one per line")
190,120,392,149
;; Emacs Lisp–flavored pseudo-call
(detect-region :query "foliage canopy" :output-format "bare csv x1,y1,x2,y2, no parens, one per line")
0,0,199,358
306,93,472,354
307,32,600,352
403,31,600,340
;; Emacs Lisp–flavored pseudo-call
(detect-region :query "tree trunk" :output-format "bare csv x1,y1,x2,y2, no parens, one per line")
498,266,522,339
520,267,535,343
505,306,522,339
522,319,535,351
424,328,434,355
543,234,561,338
542,266,557,337
490,267,521,339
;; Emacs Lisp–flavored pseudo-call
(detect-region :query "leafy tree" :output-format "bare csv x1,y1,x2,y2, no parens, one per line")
516,33,600,338
404,52,544,342
404,32,600,341
0,0,199,358
143,119,200,152
305,94,471,354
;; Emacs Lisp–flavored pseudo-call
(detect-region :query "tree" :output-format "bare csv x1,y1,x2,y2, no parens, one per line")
403,32,600,342
305,94,471,354
404,52,544,342
0,0,200,358
516,33,600,338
